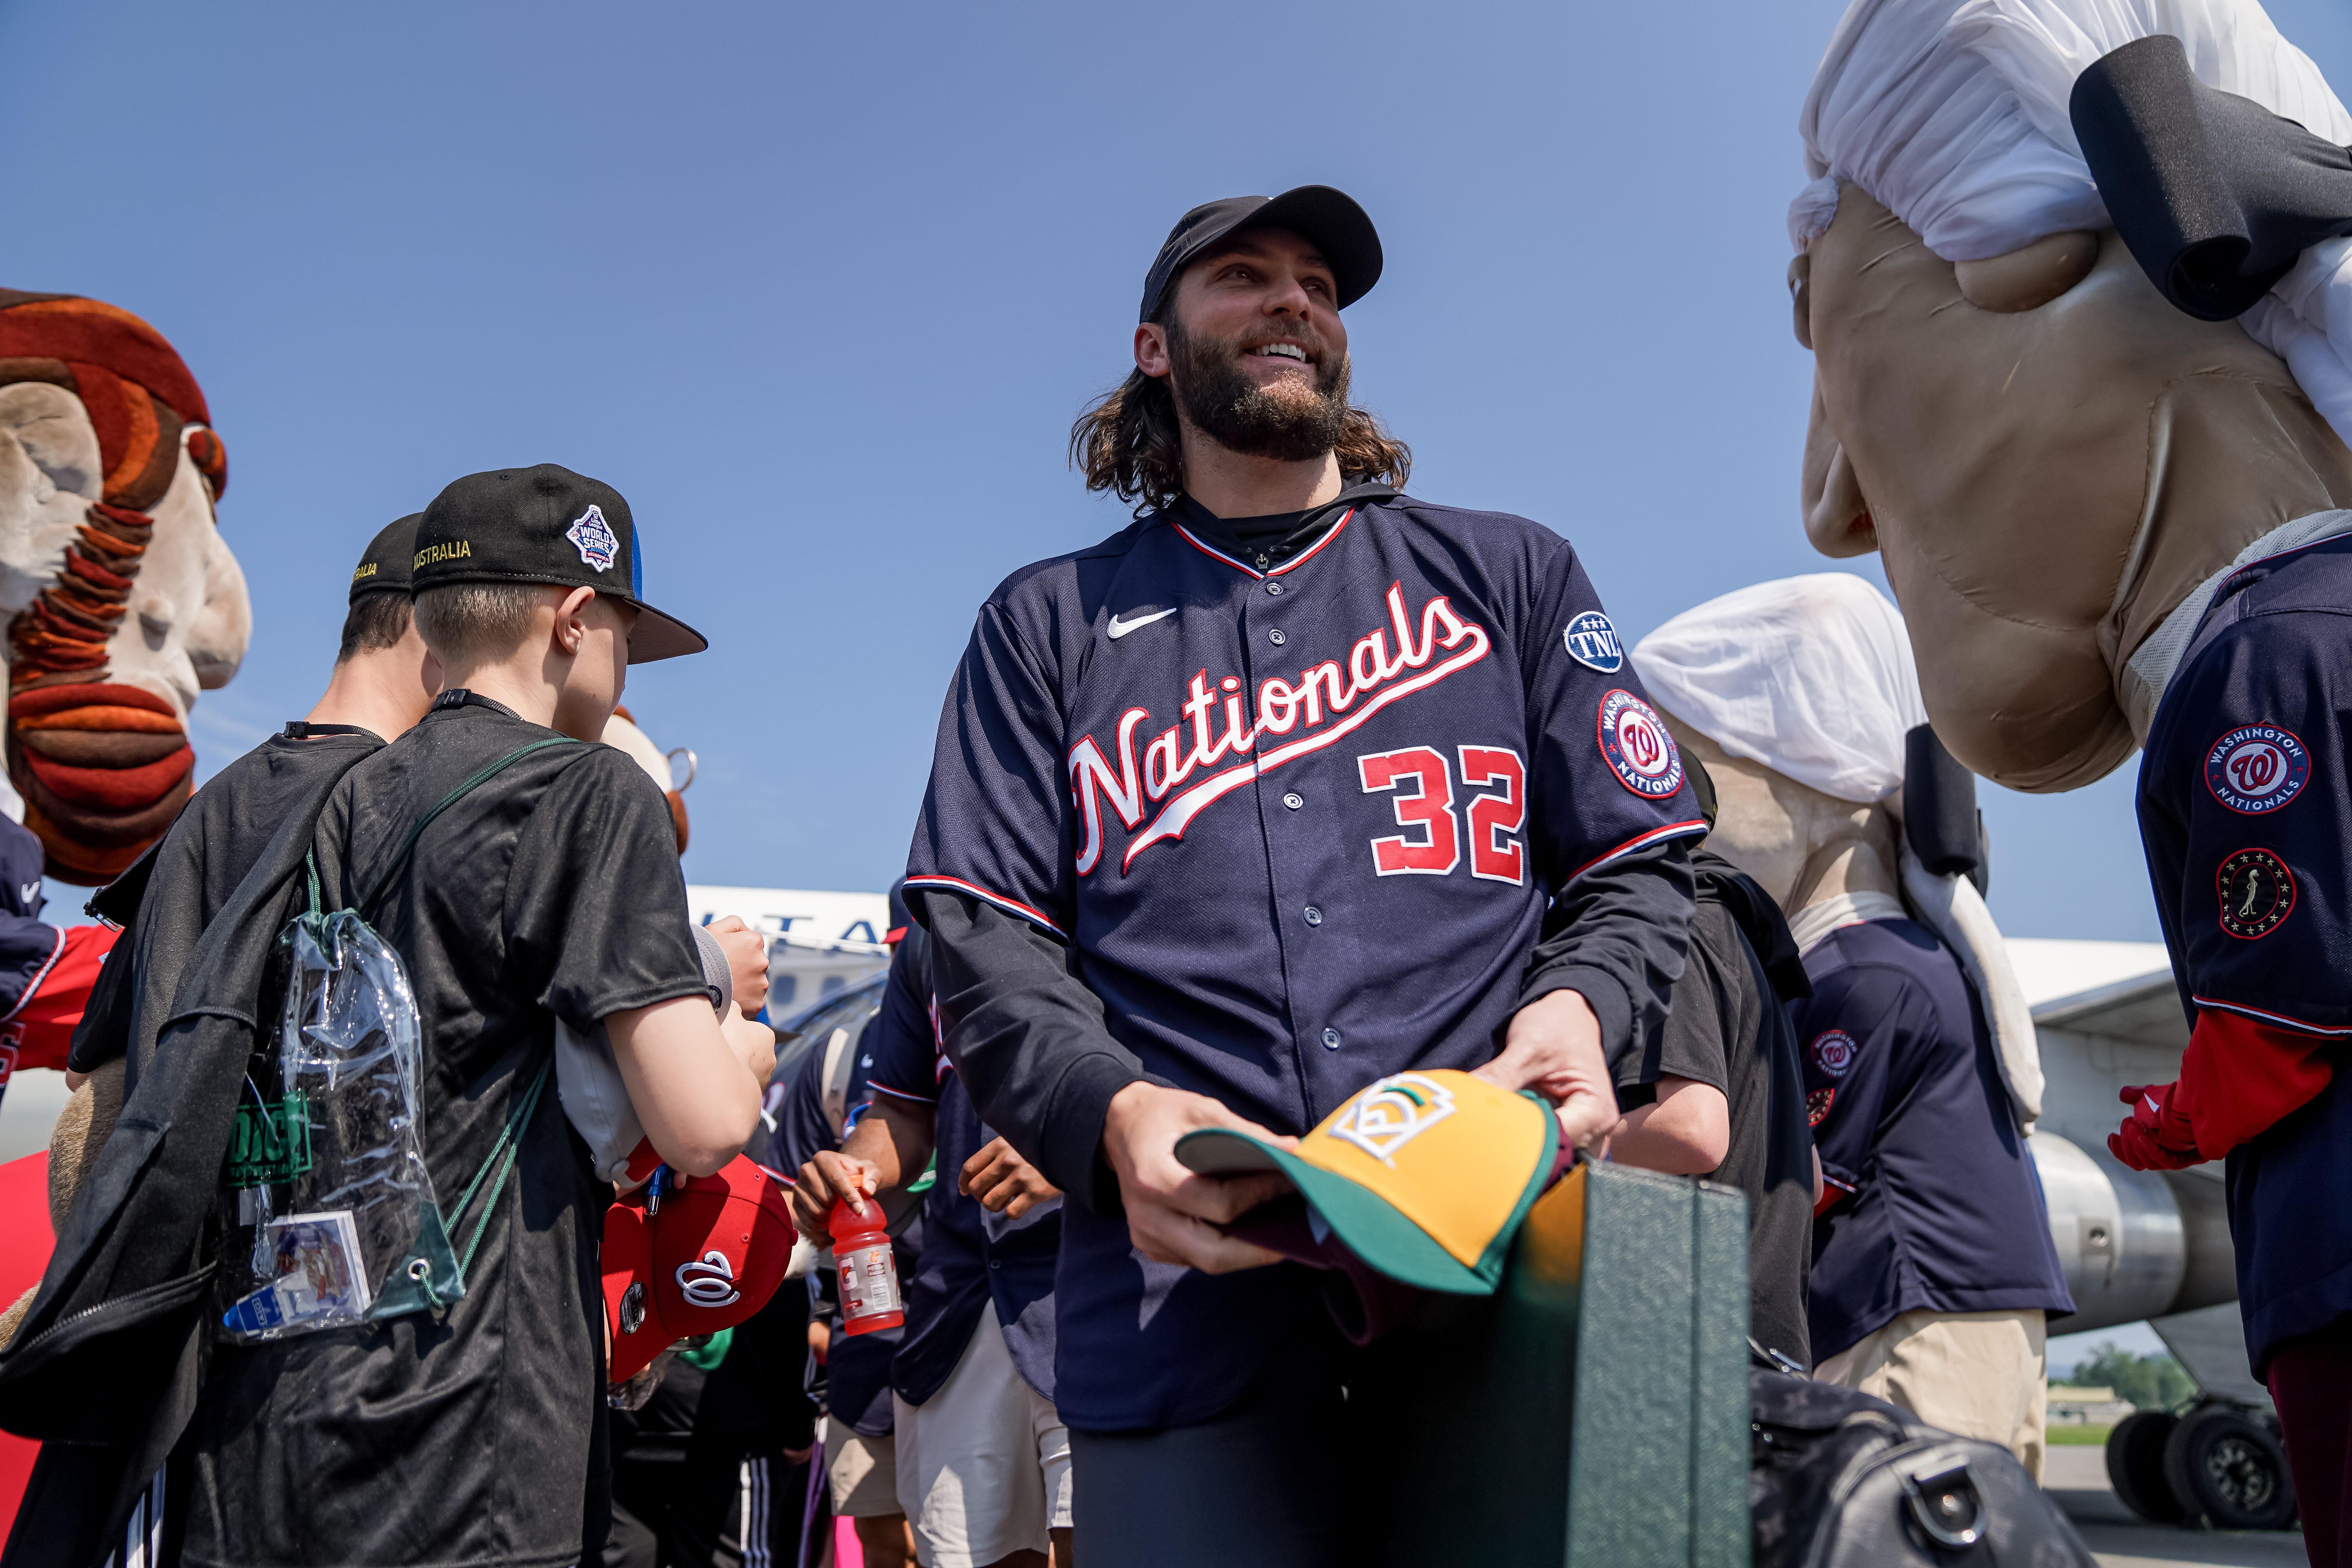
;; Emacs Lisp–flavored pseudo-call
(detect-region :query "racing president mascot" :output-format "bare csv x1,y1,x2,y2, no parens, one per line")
1789,0,2352,1548
0,290,247,1099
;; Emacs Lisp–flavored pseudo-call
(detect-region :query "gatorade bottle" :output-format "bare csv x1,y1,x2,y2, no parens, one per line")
829,1194,903,1335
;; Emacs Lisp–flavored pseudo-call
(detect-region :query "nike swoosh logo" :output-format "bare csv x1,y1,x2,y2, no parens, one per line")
1107,607,1178,640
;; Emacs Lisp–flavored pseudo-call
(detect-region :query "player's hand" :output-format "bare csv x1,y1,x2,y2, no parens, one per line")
2110,1082,2200,1171
807,1317,831,1365
960,1136,1062,1218
707,916,771,1015
1479,989,1623,1156
1101,1082,1295,1274
791,1150,880,1241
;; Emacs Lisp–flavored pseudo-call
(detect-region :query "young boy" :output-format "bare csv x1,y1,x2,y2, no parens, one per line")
183,464,769,1568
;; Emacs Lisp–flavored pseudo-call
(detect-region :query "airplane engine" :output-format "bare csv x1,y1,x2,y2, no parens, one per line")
2032,1130,2236,1336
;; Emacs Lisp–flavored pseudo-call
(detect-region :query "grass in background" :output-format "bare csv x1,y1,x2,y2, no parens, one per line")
2047,1425,2115,1446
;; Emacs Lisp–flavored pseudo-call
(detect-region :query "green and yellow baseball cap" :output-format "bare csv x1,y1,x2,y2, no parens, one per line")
1175,1069,1560,1295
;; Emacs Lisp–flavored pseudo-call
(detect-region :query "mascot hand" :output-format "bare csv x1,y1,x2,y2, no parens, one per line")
2110,1082,2199,1171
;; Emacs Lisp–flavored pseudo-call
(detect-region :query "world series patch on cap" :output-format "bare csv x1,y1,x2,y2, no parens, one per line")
1176,1069,1559,1294
413,463,707,663
602,1156,796,1383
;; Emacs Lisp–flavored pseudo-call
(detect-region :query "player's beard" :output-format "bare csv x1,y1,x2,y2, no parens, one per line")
1166,316,1351,463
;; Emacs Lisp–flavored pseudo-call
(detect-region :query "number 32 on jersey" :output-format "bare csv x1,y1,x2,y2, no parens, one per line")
1357,745,1526,884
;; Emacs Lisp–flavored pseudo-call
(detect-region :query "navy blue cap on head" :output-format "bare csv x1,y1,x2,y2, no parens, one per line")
412,464,706,663
1140,185,1383,323
349,514,422,604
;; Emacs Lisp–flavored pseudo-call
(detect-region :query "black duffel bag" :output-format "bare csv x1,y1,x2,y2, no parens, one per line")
1749,1370,2097,1567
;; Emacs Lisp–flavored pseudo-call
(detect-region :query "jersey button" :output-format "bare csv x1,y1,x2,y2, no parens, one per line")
1303,905,1323,926
1269,628,1287,646
1282,791,1304,810
1266,581,1285,596
1322,1027,1343,1050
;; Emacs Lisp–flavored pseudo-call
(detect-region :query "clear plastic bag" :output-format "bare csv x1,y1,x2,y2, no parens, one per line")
216,908,454,1343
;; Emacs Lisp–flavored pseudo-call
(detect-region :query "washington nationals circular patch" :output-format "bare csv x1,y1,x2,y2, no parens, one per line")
1806,1087,1836,1128
1596,690,1683,799
1811,1029,1857,1079
2205,724,2309,814
2217,848,2296,940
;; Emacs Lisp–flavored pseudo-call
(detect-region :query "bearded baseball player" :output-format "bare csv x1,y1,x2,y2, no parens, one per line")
903,185,1704,1563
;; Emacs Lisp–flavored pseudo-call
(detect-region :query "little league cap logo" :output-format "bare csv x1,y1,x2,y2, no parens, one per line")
566,504,622,573
1562,611,1624,673
2205,724,2309,814
1597,689,1684,799
1810,1029,1857,1079
1325,1073,1458,1166
1171,1067,1558,1295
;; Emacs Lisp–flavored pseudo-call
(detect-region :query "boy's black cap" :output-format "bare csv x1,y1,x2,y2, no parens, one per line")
348,514,421,604
412,465,707,663
1139,185,1383,323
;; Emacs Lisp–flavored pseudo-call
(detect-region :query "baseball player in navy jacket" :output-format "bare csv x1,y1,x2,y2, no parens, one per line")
901,186,1703,1564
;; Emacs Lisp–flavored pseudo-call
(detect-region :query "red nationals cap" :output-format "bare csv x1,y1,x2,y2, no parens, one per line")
603,1155,796,1383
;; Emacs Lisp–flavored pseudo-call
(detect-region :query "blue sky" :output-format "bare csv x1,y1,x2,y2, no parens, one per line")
3,0,2348,944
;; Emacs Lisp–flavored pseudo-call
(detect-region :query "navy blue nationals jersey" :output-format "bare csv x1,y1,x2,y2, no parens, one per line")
1797,919,2072,1361
2140,532,2352,1370
906,490,1704,1428
908,494,1702,1134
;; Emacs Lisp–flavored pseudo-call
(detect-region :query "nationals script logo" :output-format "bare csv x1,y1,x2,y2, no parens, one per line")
1070,583,1491,875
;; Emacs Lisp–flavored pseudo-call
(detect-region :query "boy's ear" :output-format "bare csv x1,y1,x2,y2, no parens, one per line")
552,585,597,655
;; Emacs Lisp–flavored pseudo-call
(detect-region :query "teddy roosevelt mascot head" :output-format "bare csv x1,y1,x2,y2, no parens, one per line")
0,290,249,881
1787,0,2352,794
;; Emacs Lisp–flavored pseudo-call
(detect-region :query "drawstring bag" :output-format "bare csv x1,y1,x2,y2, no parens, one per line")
216,739,575,1343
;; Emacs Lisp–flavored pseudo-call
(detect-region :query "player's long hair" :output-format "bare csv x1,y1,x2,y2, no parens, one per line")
1070,323,1411,516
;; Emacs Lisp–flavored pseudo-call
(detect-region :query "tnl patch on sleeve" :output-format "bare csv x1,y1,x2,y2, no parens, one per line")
1806,1086,1836,1128
2217,847,2297,940
2204,724,2310,814
1595,689,1683,799
1562,611,1623,672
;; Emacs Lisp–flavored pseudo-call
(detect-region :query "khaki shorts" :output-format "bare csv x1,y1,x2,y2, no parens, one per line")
1816,1307,2048,1483
826,1423,902,1518
894,1303,1072,1568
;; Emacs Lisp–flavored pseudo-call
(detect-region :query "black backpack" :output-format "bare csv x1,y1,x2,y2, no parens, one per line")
1749,1370,2097,1567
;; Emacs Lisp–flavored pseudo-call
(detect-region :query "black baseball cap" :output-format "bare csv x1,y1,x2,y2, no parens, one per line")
412,464,707,663
1139,185,1383,323
348,514,420,604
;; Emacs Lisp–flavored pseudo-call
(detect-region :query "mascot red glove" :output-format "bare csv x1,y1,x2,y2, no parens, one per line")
2110,1011,2335,1171
2111,1082,2199,1170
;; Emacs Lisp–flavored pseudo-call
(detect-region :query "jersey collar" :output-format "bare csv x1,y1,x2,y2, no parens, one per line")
1167,482,1396,580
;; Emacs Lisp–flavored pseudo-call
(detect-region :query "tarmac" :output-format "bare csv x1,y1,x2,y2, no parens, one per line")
2045,1447,2307,1567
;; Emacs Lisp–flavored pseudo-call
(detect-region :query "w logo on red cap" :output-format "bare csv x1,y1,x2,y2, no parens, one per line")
675,1249,740,1309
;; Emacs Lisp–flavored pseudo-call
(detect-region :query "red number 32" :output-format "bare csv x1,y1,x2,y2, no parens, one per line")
1356,745,1526,885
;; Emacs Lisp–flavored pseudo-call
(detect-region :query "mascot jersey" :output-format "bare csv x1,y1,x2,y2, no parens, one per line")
1797,917,2073,1362
906,485,1705,1430
2139,533,2352,1375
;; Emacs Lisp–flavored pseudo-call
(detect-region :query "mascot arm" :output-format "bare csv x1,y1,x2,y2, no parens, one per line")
2113,1011,2334,1171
